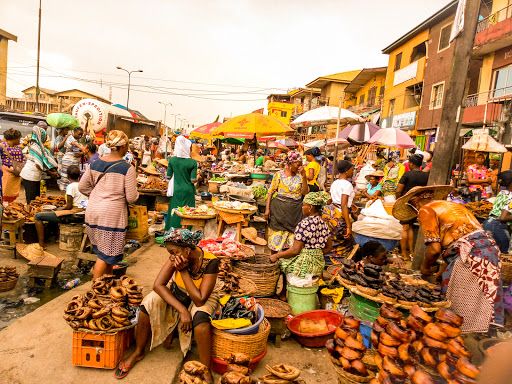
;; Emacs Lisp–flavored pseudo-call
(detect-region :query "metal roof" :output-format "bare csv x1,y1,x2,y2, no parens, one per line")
344,67,387,94
0,28,17,42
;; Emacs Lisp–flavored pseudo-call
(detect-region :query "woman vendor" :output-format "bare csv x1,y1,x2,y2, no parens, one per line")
265,151,309,252
304,147,322,192
270,192,332,294
0,128,24,203
352,240,388,266
322,160,355,264
483,170,512,253
393,185,503,333
115,229,219,382
362,171,383,201
467,152,492,199
381,153,405,198
58,127,85,191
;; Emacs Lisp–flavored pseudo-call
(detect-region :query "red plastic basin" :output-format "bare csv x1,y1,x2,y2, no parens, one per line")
287,310,343,348
211,349,267,374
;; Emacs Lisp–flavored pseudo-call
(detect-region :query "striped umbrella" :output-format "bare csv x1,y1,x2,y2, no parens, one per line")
339,122,380,144
367,128,416,149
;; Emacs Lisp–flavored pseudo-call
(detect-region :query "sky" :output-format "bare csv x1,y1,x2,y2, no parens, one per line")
1,0,451,128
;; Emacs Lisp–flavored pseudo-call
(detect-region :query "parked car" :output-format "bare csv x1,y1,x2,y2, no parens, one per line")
0,112,47,138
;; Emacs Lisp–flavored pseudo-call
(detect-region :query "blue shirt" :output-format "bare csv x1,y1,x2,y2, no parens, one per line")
367,183,382,196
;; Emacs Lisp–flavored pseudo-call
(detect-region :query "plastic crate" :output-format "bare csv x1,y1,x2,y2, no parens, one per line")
72,328,133,369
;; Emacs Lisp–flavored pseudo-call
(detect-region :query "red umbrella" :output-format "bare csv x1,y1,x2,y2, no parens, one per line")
190,122,221,138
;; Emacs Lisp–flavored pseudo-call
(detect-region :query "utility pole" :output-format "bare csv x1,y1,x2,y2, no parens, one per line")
158,101,172,159
427,0,481,186
35,0,42,113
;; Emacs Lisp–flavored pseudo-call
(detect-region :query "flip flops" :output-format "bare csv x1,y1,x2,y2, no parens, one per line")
114,355,144,379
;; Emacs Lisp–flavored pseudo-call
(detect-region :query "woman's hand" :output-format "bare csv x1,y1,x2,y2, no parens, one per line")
344,227,352,239
264,209,270,221
269,254,280,263
178,310,192,333
174,254,189,271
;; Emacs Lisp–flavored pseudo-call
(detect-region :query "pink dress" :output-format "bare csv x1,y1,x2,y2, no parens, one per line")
467,164,490,198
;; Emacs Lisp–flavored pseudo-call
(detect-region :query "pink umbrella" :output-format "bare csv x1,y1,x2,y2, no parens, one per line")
367,128,416,149
339,122,380,143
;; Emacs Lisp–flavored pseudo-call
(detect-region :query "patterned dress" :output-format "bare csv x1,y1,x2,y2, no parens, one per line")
280,215,330,279
467,164,491,198
267,171,304,252
483,190,512,252
78,159,139,265
0,144,24,202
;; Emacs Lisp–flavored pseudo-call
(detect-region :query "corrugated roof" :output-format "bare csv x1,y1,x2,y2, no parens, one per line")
0,28,17,42
306,70,362,88
21,86,58,95
344,67,387,94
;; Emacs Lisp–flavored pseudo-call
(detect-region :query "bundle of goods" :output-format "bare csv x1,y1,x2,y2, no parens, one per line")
175,205,217,217
0,265,18,291
178,361,211,384
199,238,254,260
3,196,66,221
213,200,256,212
327,316,375,381
139,177,167,191
337,259,383,294
218,353,254,384
260,364,302,383
213,297,258,325
63,274,142,331
464,200,493,218
370,303,479,383
379,274,446,307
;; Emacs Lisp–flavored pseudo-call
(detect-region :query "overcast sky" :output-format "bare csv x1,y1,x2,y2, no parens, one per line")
1,0,451,128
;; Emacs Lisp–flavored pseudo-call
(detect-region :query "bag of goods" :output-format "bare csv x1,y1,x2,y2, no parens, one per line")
46,113,80,129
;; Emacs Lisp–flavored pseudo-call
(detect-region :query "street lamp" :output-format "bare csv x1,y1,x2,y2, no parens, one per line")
159,101,172,159
170,113,181,132
116,66,143,110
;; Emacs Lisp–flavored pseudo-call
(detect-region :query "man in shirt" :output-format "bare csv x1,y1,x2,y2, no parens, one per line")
396,153,429,260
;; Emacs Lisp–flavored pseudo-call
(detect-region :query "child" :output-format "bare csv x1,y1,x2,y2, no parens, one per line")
352,240,388,266
33,165,87,250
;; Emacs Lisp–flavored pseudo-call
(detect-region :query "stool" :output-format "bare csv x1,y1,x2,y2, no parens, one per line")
28,255,64,288
181,217,208,232
2,218,24,258
217,217,249,242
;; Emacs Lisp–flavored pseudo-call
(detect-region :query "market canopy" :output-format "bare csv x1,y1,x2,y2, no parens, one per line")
303,137,349,149
290,106,363,128
189,122,222,139
211,113,293,139
462,132,507,153
339,122,380,144
367,127,416,149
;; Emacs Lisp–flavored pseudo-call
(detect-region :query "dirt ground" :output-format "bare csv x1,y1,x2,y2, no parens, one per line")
0,242,337,384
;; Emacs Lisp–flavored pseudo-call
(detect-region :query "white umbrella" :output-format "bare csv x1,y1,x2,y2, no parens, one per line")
462,132,507,153
367,128,416,149
291,106,363,128
303,137,349,149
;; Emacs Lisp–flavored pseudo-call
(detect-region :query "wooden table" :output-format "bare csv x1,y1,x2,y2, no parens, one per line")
175,212,216,232
214,208,257,242
2,218,25,258
28,255,64,288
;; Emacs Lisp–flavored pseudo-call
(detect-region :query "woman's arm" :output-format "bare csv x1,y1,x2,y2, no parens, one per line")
153,259,188,314
78,167,94,196
124,166,140,204
300,168,309,195
371,190,382,199
341,194,352,238
270,240,304,262
421,242,441,277
179,270,217,308
264,173,279,219
307,166,314,181
499,209,512,223
467,167,491,185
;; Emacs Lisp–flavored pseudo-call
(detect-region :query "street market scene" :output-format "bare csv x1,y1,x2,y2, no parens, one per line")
3,0,512,383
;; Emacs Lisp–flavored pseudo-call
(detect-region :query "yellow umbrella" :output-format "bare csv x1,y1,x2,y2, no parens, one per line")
211,113,293,139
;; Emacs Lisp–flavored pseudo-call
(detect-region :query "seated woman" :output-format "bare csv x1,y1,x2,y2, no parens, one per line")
270,192,332,296
483,170,512,253
362,171,383,201
352,240,388,266
116,229,219,382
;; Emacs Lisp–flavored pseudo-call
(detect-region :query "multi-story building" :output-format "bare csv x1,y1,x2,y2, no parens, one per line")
6,86,110,114
0,28,17,108
267,93,295,125
343,67,387,118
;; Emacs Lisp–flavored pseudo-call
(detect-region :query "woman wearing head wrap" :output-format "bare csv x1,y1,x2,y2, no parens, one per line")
322,160,356,264
78,130,139,278
165,135,198,229
381,153,405,197
1,128,24,203
115,228,219,382
270,192,332,294
57,127,85,191
304,147,322,192
265,151,309,252
20,123,58,203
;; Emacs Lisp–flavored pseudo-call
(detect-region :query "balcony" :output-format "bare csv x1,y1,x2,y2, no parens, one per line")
474,4,512,56
462,89,510,125
292,96,330,115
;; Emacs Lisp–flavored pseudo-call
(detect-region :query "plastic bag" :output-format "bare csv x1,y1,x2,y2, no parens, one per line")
166,176,174,197
46,113,80,129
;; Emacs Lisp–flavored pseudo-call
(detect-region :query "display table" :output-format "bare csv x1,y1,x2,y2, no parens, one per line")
175,211,217,232
28,255,64,288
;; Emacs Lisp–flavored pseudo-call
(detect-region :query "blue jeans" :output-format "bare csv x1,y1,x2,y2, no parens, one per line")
483,218,510,253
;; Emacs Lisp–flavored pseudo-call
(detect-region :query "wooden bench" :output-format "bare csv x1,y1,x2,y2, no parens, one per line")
28,255,64,288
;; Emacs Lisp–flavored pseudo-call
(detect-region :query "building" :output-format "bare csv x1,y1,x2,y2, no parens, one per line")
0,28,17,108
267,93,295,125
6,86,110,114
304,70,361,109
343,67,387,117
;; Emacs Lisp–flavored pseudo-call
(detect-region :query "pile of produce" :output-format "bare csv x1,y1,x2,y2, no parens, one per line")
214,201,256,211
465,200,493,218
210,176,227,183
260,364,302,383
327,316,372,378
217,258,241,293
178,361,211,384
198,238,252,260
175,205,217,217
139,176,167,190
380,274,445,306
63,274,142,331
371,303,479,383
251,185,268,200
3,196,66,221
338,259,383,293
0,265,18,282
219,353,253,384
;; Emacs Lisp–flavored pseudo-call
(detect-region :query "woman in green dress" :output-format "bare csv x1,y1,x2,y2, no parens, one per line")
165,136,198,229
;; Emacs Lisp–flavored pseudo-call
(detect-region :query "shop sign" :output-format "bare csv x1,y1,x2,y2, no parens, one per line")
393,61,418,86
382,111,417,129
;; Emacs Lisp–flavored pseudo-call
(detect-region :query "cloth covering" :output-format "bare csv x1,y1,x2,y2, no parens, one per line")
280,248,324,279
27,126,57,171
174,136,192,158
218,210,244,225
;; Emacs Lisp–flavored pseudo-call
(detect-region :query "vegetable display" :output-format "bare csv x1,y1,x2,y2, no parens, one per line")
210,177,227,182
251,185,268,200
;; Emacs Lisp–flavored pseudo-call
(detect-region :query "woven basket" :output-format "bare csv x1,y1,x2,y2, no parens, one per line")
257,298,291,319
501,258,512,284
330,357,375,383
212,318,270,359
0,278,17,292
233,277,258,297
233,255,280,297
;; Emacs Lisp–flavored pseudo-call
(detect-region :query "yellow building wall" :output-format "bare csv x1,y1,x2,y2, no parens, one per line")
491,0,509,13
0,38,7,106
267,101,294,125
354,74,386,106
381,29,429,120
321,82,348,106
477,53,495,104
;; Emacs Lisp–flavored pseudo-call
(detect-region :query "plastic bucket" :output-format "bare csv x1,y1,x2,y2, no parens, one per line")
287,284,319,315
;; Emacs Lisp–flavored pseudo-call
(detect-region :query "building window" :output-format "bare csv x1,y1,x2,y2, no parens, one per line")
379,86,385,99
411,42,427,62
405,82,423,109
280,111,287,118
388,99,395,116
493,65,512,98
438,23,453,52
394,53,402,71
359,94,365,105
430,82,445,109
367,87,377,106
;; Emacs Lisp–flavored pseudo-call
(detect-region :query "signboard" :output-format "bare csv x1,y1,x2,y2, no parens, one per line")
393,61,418,86
381,111,417,130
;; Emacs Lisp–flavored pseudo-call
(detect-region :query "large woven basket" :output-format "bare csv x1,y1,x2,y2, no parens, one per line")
233,255,280,297
0,278,18,292
212,318,270,359
331,357,375,383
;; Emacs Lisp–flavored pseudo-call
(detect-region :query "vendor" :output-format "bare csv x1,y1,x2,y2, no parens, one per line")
236,148,247,163
115,229,219,382
393,185,503,333
265,151,309,253
58,127,84,191
483,170,512,253
270,192,332,296
304,147,322,192
255,149,265,167
33,165,87,250
381,153,404,197
467,152,492,199
362,171,383,201
352,240,388,266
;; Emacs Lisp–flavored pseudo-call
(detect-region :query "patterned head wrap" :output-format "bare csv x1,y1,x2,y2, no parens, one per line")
286,150,301,164
29,125,57,171
303,191,330,207
162,228,203,249
105,130,129,149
